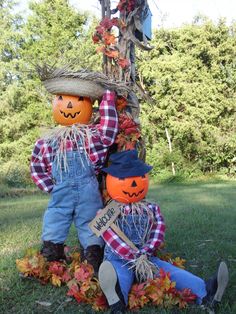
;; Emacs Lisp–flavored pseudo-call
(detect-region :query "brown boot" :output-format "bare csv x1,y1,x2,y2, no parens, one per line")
81,245,104,276
40,241,66,262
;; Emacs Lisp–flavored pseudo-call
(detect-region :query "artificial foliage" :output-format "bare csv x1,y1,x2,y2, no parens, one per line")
16,246,197,311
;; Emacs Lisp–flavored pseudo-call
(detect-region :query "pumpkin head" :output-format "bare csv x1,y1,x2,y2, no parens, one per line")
106,173,149,204
52,94,93,126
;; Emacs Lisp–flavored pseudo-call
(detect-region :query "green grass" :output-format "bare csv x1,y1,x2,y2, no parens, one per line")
1,181,236,313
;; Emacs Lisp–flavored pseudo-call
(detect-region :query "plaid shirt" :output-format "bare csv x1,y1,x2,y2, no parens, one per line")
102,202,165,261
30,90,118,193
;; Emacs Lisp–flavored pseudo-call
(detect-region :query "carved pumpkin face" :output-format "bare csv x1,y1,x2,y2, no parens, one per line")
52,94,93,126
106,174,149,204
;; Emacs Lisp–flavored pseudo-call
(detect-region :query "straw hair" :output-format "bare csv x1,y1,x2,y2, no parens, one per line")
37,64,130,99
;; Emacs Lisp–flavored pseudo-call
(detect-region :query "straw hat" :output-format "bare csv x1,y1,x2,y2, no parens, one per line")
37,65,130,99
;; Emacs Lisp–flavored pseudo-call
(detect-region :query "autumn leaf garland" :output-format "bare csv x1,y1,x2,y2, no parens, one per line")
16,246,196,311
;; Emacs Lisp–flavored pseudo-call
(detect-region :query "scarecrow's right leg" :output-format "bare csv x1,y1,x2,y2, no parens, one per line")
99,260,134,313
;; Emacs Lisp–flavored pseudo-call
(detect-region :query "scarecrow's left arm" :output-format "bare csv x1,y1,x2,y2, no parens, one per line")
97,90,118,146
140,204,166,255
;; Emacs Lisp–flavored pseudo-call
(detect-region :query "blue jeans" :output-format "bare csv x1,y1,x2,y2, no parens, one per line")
42,150,104,249
104,210,207,305
104,255,207,305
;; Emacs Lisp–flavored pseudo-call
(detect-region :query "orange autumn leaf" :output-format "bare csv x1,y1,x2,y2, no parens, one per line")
125,141,136,150
159,269,176,291
129,283,149,310
116,97,127,111
16,247,197,311
51,274,62,287
103,32,116,45
118,58,130,69
172,257,186,269
118,18,126,30
145,283,164,305
16,258,31,275
96,46,105,53
104,49,119,58
163,293,179,308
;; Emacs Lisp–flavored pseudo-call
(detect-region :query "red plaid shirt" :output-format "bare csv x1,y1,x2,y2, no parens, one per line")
30,90,118,193
102,202,165,261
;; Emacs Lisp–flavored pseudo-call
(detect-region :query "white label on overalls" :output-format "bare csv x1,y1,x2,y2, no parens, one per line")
89,201,120,237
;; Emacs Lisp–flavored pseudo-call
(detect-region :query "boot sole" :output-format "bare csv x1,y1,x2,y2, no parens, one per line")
99,261,120,305
213,261,229,302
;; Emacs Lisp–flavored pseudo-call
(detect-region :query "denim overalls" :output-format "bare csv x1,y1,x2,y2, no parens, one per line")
42,147,104,249
104,206,207,305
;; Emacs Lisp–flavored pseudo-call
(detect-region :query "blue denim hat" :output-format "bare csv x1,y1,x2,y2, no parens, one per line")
102,150,152,178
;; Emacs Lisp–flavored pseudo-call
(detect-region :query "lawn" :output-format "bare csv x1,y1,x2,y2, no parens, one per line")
0,180,236,314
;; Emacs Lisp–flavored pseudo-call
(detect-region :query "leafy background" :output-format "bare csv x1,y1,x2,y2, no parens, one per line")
0,0,236,187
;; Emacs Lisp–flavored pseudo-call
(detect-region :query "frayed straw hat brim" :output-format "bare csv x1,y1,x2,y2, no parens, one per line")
37,65,130,99
44,77,105,99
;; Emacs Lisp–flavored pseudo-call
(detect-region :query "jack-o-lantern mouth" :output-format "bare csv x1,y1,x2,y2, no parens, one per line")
60,110,81,119
122,189,144,198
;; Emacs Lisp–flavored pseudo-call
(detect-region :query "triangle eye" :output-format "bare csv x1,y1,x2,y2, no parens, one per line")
58,96,63,100
78,96,84,101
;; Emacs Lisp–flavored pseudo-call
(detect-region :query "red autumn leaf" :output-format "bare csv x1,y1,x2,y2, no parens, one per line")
95,25,105,34
74,263,94,282
92,34,100,43
92,293,108,311
61,270,72,283
178,288,197,305
130,282,146,297
111,17,119,27
118,58,130,69
67,282,78,296
119,118,136,130
100,17,114,29
124,126,139,135
73,290,89,303
48,261,65,276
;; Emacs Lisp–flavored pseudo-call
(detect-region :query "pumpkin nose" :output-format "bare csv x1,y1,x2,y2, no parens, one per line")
131,180,137,187
67,101,73,109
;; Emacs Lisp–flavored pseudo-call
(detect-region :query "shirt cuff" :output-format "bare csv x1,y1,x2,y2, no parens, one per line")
103,90,116,101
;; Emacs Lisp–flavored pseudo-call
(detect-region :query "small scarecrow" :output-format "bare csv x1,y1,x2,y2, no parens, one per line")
94,150,229,314
30,67,119,273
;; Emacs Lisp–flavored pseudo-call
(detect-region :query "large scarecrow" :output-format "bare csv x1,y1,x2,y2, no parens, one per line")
95,150,229,314
30,68,120,273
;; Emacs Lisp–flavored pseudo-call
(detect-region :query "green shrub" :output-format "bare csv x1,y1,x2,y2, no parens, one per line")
1,161,32,187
